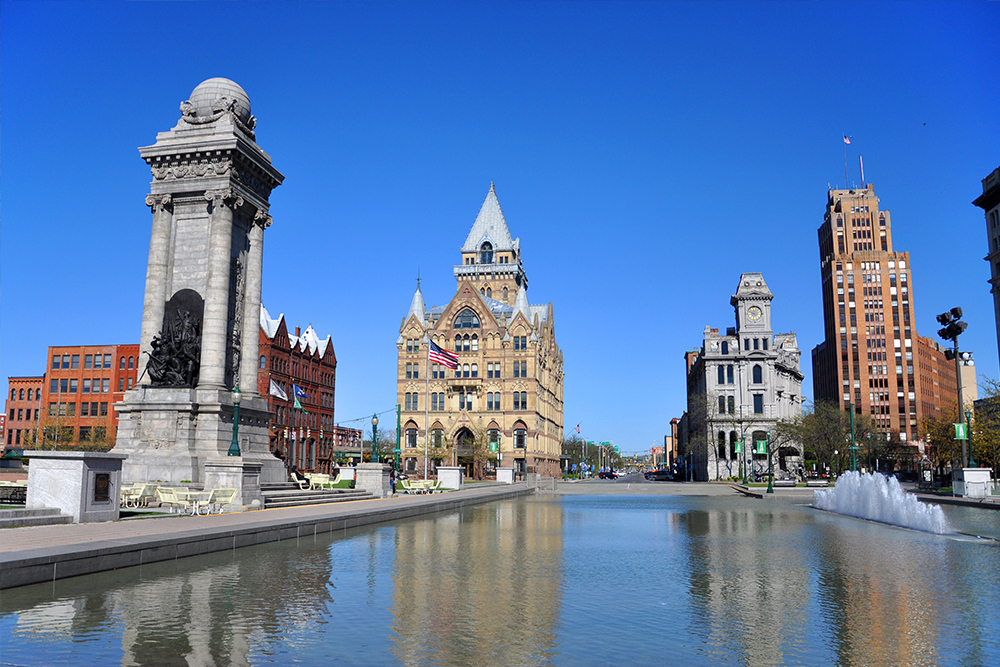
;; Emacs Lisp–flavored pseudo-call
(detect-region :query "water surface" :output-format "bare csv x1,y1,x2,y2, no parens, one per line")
1,494,997,666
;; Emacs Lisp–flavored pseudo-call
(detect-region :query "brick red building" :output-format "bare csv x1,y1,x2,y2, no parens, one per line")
258,306,359,474
4,376,43,451
36,345,141,448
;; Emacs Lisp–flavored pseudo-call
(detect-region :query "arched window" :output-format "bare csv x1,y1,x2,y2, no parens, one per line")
463,334,470,352
727,365,734,384
471,334,479,351
120,357,126,370
9,389,15,400
717,366,725,384
455,308,480,329
486,287,492,298
259,355,267,369
405,428,417,448
27,389,33,401
721,341,729,354
463,364,470,378
503,287,509,301
718,396,726,414
455,335,462,352
480,287,485,295
471,363,478,378
718,432,727,459
480,242,493,264
514,426,527,448
129,356,134,369
753,365,763,384
729,431,738,459
19,389,25,400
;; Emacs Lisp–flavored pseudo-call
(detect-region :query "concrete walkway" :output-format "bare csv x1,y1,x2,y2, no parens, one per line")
1,484,533,589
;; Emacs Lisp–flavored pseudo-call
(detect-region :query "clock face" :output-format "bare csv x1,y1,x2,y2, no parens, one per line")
747,306,763,322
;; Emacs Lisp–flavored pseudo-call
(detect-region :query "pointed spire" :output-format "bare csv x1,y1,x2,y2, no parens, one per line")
462,182,514,252
513,283,530,320
406,281,426,323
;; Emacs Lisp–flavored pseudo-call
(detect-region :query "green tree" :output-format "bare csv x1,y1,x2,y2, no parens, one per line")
781,400,878,476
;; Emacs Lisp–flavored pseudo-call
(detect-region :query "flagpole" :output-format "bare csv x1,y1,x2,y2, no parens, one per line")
844,138,848,189
424,333,430,480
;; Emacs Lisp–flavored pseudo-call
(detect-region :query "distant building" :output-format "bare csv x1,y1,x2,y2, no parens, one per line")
38,345,141,448
683,273,804,481
4,376,43,450
257,305,360,474
811,185,958,444
396,183,564,478
974,166,1000,366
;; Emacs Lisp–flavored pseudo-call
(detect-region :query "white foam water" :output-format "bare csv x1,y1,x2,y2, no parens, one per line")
813,471,952,534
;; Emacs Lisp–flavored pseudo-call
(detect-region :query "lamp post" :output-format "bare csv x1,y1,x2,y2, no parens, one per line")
766,431,773,494
849,403,858,472
966,409,975,467
228,386,242,456
371,414,379,464
833,449,839,479
936,307,968,467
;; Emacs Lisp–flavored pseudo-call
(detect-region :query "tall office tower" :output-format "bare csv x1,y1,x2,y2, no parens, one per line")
811,185,956,443
974,166,1000,365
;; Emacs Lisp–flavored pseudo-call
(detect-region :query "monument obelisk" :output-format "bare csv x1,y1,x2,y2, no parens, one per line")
114,78,285,485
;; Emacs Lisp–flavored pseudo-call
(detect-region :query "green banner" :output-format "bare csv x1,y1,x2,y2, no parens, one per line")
954,423,967,440
756,440,767,454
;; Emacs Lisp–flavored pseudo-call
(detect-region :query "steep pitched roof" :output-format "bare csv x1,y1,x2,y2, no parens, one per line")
406,283,426,324
462,182,515,252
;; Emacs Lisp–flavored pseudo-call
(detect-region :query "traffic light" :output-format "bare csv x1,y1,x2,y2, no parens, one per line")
936,307,967,342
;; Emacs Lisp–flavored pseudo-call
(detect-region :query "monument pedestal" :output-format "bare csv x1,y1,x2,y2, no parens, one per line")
437,466,464,490
355,463,391,498
25,450,127,523
114,386,283,485
204,457,263,510
496,467,515,484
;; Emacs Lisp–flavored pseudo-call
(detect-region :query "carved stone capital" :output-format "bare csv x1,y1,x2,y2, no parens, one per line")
145,193,173,212
204,189,243,211
254,208,273,229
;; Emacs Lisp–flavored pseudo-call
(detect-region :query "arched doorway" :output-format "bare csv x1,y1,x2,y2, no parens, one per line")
455,427,475,476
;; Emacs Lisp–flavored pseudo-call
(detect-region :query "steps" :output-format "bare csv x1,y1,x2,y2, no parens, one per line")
0,507,72,529
261,482,375,509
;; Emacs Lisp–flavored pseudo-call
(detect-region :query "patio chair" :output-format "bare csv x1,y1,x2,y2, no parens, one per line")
308,473,330,490
290,471,310,490
155,487,184,512
205,487,239,513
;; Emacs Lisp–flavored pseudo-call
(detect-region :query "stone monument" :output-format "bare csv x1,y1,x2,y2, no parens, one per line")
113,78,285,485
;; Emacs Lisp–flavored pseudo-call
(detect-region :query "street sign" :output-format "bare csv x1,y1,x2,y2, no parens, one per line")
954,423,968,440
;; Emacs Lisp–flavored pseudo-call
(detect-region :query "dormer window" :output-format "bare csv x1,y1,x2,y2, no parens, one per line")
480,242,493,264
455,308,480,329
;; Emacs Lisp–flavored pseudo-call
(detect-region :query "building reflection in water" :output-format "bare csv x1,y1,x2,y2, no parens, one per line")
389,499,563,667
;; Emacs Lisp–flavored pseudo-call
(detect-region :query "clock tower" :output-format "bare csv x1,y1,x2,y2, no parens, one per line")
732,272,773,334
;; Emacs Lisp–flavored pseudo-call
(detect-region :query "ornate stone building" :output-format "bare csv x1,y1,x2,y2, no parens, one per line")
396,184,564,478
682,273,804,481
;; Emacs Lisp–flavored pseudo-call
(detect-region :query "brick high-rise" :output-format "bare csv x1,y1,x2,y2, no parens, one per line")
811,185,957,443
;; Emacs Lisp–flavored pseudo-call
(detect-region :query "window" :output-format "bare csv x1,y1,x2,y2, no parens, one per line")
753,338,759,350
406,428,417,448
744,339,750,351
480,242,493,264
487,363,494,378
752,365,763,384
27,389,33,401
103,354,111,369
719,396,726,414
514,428,526,448
455,335,462,352
727,365,734,384
119,378,125,391
455,308,481,329
52,355,60,370
79,426,92,442
18,389,24,401
727,396,735,414
488,392,495,411
60,378,68,393
102,378,110,393
471,334,479,351
81,402,90,417
71,355,79,370
471,363,478,378
753,395,763,414
762,339,768,351
463,364,470,378
717,366,725,384
120,356,126,370
85,354,93,370
431,393,438,411
721,341,729,354
128,356,134,369
62,355,70,369
259,355,267,369
503,287,509,301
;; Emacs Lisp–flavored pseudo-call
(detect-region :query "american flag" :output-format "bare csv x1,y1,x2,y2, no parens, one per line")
429,340,459,369
843,134,852,145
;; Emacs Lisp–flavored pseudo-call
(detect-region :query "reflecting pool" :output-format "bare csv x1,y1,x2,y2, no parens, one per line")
2,495,998,666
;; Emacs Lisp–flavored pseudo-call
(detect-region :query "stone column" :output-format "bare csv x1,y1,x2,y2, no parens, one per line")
199,189,242,390
239,210,270,397
138,194,172,386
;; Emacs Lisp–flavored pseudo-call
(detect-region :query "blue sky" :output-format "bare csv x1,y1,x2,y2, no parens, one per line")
1,1,997,455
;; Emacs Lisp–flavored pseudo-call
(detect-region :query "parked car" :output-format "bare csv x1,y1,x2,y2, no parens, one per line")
598,471,618,479
644,469,674,481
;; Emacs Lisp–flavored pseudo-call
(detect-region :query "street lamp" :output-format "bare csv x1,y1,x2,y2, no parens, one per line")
371,414,379,463
966,408,975,467
766,431,773,493
936,306,968,467
228,386,242,456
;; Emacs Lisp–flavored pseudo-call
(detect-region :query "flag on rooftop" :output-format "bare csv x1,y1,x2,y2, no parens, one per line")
429,340,459,369
293,384,308,399
269,379,288,401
